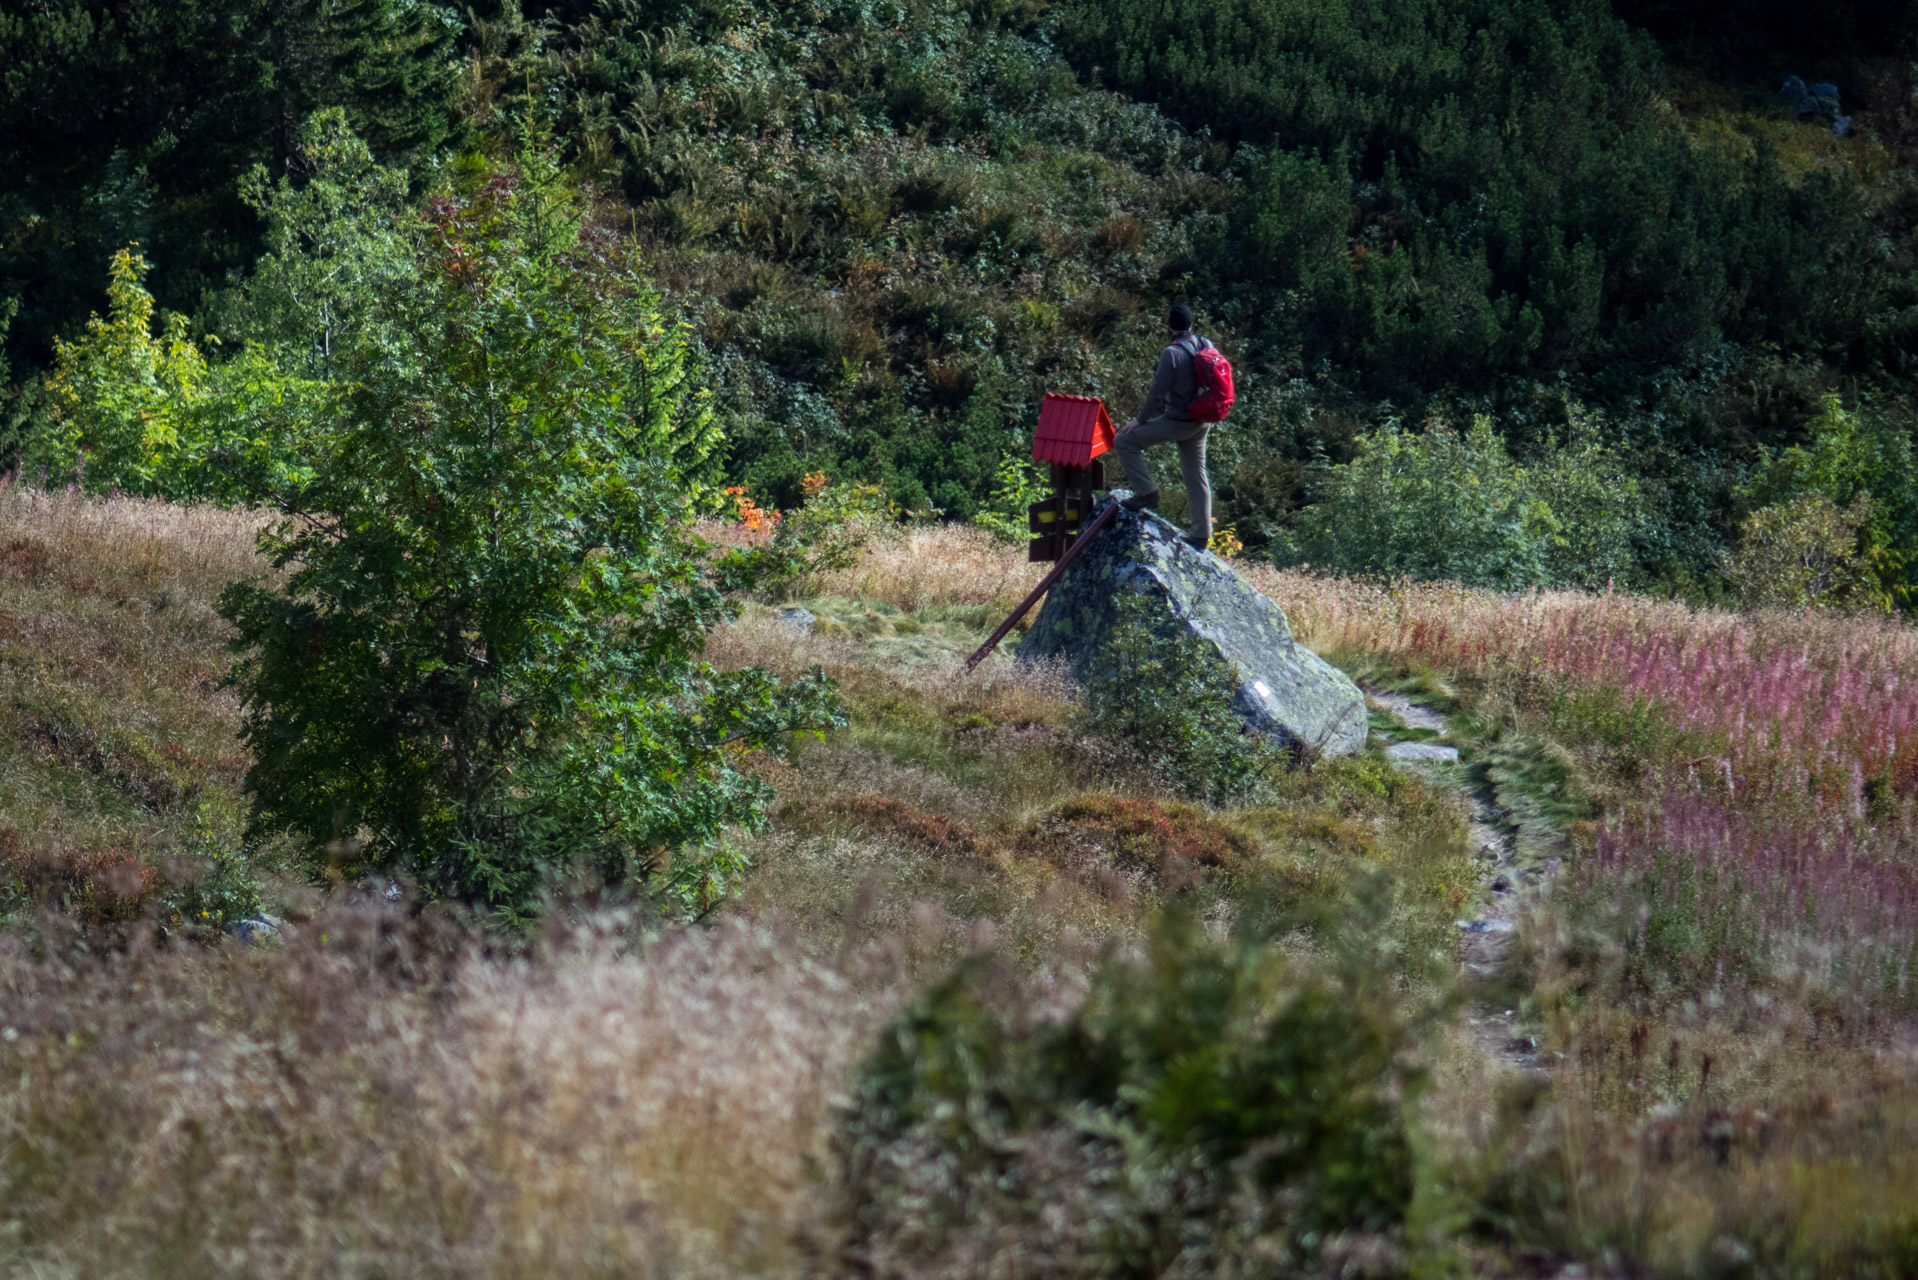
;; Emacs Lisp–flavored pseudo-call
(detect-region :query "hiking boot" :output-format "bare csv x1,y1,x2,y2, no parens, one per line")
1119,490,1160,513
1183,533,1209,551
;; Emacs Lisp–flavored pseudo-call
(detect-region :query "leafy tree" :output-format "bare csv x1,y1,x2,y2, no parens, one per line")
1284,417,1555,588
228,108,421,371
34,113,428,502
1724,492,1886,612
39,247,211,493
37,245,332,502
1530,410,1656,589
1742,393,1918,608
1281,414,1652,589
219,131,844,918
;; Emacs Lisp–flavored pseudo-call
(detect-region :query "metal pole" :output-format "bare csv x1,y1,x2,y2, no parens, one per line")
962,499,1119,673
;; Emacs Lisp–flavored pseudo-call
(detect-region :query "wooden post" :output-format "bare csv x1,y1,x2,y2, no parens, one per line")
962,499,1119,673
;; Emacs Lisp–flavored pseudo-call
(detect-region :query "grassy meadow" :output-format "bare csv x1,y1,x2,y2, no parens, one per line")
13,2,1918,1273
0,484,1916,1276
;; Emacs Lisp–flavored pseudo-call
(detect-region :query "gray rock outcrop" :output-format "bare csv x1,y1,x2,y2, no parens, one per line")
1780,75,1842,120
1018,500,1367,756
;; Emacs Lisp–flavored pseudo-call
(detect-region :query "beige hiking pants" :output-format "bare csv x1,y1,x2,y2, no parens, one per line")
1114,415,1211,543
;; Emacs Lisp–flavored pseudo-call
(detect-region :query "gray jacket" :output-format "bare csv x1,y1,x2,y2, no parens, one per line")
1134,332,1209,422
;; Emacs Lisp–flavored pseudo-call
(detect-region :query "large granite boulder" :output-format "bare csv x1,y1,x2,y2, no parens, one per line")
1018,500,1368,757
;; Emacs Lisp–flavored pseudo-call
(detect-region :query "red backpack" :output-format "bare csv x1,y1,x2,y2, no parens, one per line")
1181,335,1235,423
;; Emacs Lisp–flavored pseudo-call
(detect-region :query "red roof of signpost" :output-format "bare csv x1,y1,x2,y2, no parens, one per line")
1032,392,1115,466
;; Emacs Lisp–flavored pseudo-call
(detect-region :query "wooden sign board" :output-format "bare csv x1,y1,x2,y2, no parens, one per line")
1029,459,1105,563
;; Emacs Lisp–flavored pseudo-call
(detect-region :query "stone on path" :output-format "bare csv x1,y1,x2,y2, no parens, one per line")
1017,500,1368,756
1386,741,1460,763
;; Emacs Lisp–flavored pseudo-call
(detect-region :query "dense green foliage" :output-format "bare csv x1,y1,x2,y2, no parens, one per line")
0,0,466,366
1722,490,1884,610
218,134,843,917
37,247,333,501
1284,413,1654,588
34,112,414,501
1062,0,1884,386
9,0,1918,596
839,907,1415,1277
1739,392,1918,607
533,0,1239,519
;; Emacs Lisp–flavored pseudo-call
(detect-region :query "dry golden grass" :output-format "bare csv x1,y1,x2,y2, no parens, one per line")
30,492,1918,1275
0,479,267,599
0,908,899,1280
803,523,1043,615
0,484,269,903
697,518,1044,617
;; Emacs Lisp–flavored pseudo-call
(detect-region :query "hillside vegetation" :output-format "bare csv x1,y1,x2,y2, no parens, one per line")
8,1,1918,1276
8,0,1918,580
7,490,1918,1274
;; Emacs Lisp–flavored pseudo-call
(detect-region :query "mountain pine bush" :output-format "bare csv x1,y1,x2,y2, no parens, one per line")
1060,0,1881,385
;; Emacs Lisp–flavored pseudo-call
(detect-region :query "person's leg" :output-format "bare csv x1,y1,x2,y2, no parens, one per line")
1176,427,1211,545
1113,419,1164,499
1115,415,1197,500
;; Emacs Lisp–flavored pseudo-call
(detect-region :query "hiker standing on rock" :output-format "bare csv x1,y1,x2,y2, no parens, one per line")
1115,301,1234,550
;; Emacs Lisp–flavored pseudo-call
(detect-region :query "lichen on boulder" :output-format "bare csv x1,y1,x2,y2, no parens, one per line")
1018,500,1368,757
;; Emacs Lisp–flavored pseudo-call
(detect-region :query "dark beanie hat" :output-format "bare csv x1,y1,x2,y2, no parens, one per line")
1168,301,1193,332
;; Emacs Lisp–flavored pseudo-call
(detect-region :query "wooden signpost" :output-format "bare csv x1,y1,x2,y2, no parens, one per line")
963,392,1119,672
1026,393,1116,563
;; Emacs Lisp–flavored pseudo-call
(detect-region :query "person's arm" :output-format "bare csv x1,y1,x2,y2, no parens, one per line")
1130,346,1177,426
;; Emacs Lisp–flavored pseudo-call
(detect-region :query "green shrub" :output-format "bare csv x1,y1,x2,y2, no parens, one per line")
1741,393,1918,608
34,247,334,503
1723,491,1886,612
837,908,1417,1278
0,0,463,373
1079,593,1290,805
31,112,412,504
970,451,1050,543
1529,411,1657,590
218,128,845,920
1282,414,1653,589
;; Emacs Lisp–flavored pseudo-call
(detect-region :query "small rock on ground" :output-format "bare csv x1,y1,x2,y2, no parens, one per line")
1366,688,1450,735
1386,740,1459,763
